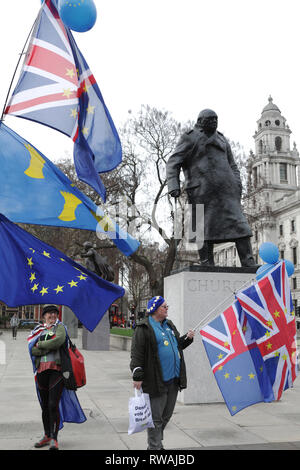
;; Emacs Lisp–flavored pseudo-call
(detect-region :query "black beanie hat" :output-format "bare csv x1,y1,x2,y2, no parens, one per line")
42,305,59,316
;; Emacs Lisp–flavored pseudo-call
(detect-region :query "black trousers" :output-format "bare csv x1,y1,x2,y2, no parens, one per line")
147,381,179,450
36,369,64,440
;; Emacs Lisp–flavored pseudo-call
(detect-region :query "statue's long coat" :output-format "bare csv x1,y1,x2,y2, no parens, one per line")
166,127,252,242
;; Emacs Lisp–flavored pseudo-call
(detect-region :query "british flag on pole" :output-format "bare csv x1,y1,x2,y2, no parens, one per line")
236,261,298,401
200,261,298,415
200,300,274,415
5,0,122,201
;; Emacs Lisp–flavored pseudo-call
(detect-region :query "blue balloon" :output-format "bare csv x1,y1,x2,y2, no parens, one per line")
256,264,273,280
58,0,97,32
259,242,279,264
283,259,295,277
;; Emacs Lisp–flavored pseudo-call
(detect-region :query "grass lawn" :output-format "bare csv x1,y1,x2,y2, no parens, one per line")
110,327,134,337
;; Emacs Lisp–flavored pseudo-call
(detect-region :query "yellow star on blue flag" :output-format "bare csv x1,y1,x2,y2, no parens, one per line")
0,214,124,331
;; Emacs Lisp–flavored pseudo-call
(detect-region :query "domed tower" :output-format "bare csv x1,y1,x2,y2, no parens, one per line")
245,96,300,257
250,96,299,200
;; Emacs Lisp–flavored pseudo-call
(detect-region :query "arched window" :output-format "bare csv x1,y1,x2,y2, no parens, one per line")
275,136,282,151
259,140,263,154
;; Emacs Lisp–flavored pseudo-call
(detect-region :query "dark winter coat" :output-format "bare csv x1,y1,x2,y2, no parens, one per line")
166,127,252,242
130,317,193,398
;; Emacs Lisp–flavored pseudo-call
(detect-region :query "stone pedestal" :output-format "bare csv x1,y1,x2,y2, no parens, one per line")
82,311,110,351
62,306,78,339
164,266,257,404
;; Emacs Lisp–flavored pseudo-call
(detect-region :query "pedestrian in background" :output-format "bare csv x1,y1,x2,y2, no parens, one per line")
10,313,19,339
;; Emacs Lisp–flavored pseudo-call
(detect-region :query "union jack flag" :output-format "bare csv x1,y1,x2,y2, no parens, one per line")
200,301,274,415
236,261,298,401
5,0,122,201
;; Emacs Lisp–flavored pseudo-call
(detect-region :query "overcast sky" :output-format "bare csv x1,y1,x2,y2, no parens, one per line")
0,0,300,162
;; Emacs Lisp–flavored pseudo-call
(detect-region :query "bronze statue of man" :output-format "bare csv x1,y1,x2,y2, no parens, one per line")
82,241,115,282
166,109,255,267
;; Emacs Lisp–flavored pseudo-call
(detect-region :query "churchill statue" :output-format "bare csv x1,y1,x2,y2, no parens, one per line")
166,109,255,267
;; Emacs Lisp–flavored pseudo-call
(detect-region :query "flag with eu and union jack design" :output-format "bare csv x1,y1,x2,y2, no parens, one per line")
200,300,274,415
236,261,298,401
4,0,122,201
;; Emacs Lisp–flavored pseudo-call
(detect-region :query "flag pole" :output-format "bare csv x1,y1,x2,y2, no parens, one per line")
190,276,256,333
191,263,277,332
0,13,40,122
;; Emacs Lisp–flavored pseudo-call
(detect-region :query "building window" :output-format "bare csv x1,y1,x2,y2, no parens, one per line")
293,277,297,290
280,250,285,259
275,136,282,151
293,247,297,265
253,167,258,187
279,224,283,236
280,163,287,182
291,220,295,232
25,305,34,320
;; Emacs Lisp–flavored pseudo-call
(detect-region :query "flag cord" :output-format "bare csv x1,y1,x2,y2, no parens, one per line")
0,13,39,122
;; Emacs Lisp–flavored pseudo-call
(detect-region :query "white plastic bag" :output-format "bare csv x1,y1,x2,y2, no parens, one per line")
128,388,154,435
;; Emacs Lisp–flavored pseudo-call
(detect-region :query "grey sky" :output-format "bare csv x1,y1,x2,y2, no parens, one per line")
0,0,299,162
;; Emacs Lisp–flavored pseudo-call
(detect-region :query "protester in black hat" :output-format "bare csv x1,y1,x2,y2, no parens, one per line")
130,296,195,450
31,305,66,450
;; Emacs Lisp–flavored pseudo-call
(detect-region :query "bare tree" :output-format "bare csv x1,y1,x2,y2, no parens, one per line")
108,105,191,295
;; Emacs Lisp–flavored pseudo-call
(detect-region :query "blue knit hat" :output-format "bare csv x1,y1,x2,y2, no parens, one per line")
147,296,165,314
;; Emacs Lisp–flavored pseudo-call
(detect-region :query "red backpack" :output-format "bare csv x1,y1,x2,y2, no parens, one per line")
69,339,86,388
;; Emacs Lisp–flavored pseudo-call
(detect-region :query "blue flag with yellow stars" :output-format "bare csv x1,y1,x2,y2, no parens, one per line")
0,213,125,331
0,123,139,258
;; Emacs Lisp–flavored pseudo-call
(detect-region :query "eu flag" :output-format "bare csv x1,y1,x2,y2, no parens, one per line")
0,214,125,331
200,301,274,415
0,122,139,258
4,0,122,201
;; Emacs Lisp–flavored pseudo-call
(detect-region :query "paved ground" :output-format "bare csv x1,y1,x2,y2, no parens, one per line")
1,328,300,452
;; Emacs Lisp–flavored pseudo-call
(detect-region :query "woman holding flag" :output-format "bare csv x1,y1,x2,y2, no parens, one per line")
28,305,86,450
